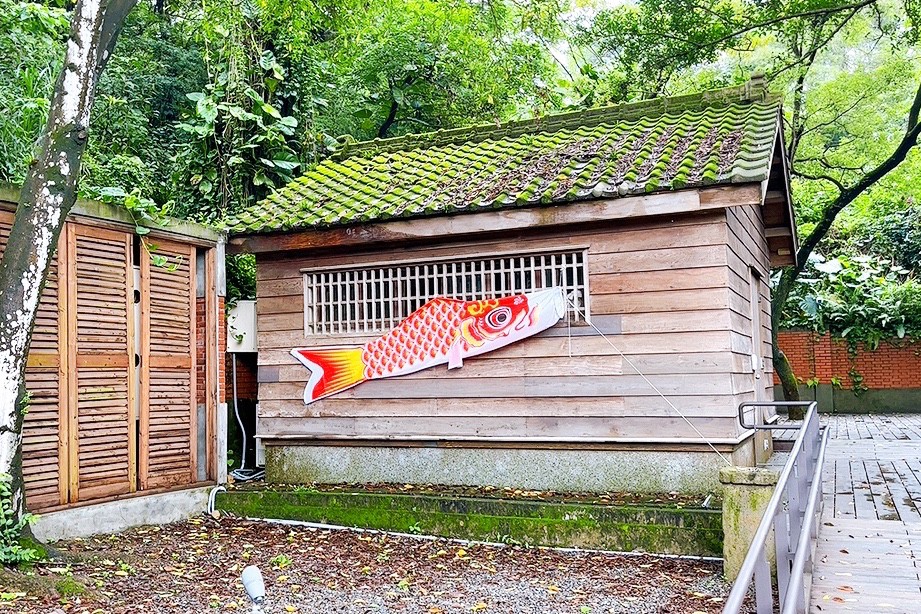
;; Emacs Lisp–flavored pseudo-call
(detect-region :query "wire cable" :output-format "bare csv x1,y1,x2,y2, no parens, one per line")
567,298,733,466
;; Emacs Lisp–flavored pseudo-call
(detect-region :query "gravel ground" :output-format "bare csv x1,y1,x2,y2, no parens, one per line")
0,516,751,613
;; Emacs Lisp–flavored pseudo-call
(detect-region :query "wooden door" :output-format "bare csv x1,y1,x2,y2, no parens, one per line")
0,211,68,510
67,224,137,501
140,239,197,489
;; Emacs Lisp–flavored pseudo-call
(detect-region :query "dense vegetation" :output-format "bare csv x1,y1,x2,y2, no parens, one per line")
2,0,920,351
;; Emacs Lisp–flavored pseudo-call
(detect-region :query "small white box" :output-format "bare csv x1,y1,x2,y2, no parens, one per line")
227,300,257,353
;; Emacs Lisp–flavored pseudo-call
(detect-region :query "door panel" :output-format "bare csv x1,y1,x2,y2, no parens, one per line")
0,211,68,510
140,239,196,489
68,224,136,501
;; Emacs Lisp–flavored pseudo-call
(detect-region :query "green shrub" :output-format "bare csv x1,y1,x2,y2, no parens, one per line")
0,473,39,566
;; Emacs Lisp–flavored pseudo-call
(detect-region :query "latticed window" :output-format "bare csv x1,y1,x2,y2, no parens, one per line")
302,248,590,335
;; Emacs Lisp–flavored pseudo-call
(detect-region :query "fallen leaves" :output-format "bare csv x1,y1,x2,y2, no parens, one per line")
2,516,734,614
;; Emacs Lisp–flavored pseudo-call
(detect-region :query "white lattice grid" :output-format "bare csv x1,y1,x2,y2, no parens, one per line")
302,248,589,335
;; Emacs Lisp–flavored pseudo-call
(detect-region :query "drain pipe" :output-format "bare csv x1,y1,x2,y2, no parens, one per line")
208,485,226,515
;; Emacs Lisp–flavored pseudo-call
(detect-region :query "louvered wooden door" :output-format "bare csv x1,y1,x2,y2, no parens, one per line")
66,224,137,501
140,239,196,489
0,212,68,510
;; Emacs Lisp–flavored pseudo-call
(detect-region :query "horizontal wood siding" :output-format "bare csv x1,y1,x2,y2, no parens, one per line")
141,239,197,489
1,199,217,512
69,225,136,501
256,209,751,443
0,211,67,510
725,204,775,426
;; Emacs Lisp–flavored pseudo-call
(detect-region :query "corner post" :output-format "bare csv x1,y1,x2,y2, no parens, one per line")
719,465,780,581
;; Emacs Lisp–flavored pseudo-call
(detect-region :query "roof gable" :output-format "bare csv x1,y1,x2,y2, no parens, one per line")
227,79,784,236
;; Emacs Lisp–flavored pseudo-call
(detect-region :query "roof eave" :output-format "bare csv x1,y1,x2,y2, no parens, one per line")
227,183,764,255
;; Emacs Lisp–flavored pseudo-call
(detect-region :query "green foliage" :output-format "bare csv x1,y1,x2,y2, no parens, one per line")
171,3,303,220
782,253,921,347
226,253,256,307
0,474,39,565
312,0,555,140
0,0,67,182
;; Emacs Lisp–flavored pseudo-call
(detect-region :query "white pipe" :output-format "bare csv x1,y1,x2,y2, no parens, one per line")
207,485,226,515
232,353,247,469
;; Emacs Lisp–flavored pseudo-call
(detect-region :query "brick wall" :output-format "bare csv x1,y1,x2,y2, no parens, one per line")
196,296,227,405
226,350,258,401
777,331,921,389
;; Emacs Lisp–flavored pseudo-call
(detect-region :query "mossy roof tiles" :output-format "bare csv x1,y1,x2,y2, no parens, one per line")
227,81,781,235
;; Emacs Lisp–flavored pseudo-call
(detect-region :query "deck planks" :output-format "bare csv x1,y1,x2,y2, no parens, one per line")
809,414,921,613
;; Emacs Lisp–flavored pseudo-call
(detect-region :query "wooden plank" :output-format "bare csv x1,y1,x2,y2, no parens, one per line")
124,233,137,493
66,224,80,502
259,373,735,401
254,212,730,283
259,394,741,420
139,245,153,490
850,461,879,520
591,266,728,294
878,461,921,523
231,185,761,254
140,238,197,489
188,245,197,481
865,460,900,521
258,415,740,441
257,331,735,367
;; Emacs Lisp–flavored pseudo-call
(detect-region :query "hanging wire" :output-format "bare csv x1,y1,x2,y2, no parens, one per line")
566,296,733,466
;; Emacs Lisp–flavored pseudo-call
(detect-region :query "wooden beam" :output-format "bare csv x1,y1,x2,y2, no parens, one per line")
764,227,792,238
229,184,764,254
204,248,218,481
188,244,198,482
124,232,137,493
139,242,151,490
65,224,79,503
56,224,70,506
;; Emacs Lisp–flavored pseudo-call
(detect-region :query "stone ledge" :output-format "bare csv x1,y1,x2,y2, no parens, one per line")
719,466,779,486
216,489,723,557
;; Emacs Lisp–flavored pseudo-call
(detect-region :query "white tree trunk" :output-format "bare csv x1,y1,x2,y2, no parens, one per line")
0,0,137,521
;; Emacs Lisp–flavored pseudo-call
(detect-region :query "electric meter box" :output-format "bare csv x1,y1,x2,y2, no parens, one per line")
227,300,257,353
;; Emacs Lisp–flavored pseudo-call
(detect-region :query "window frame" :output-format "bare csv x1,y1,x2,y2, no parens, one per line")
300,246,591,336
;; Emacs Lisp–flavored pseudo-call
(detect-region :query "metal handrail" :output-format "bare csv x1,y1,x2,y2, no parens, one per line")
738,401,815,431
723,401,826,613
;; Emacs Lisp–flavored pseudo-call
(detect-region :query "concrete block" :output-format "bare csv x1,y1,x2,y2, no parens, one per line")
719,466,779,582
32,486,213,542
266,445,726,494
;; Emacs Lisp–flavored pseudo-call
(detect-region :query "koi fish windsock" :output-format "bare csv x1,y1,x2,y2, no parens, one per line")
291,287,566,404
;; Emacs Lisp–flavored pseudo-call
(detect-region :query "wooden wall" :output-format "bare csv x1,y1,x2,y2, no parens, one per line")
725,204,775,410
256,203,773,445
0,208,217,512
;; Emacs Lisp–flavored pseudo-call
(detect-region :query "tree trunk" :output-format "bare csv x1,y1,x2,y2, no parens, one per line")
770,292,802,415
0,0,137,524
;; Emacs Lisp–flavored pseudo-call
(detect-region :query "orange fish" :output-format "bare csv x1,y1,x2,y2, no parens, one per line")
291,288,565,404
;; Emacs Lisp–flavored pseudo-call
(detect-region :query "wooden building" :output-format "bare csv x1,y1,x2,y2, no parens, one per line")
0,186,226,514
226,79,797,493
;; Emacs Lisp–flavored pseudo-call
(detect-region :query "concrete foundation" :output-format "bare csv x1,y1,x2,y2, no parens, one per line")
265,445,740,494
32,486,213,542
719,465,779,582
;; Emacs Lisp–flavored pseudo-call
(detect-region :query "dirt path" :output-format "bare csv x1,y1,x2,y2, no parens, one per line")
1,516,745,613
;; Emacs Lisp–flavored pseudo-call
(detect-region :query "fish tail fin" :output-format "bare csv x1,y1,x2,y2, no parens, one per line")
291,347,366,403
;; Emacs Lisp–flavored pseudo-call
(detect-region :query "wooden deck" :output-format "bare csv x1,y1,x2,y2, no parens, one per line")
809,414,921,612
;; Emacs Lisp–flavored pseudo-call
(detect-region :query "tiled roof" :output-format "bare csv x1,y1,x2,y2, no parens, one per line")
226,79,781,235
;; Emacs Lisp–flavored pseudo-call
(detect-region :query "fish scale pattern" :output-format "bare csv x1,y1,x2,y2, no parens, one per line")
227,82,781,235
360,297,466,378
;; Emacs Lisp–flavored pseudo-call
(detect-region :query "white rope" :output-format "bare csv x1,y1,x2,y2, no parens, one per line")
566,298,733,466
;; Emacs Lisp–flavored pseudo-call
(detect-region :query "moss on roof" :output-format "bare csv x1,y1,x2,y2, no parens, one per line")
227,79,781,235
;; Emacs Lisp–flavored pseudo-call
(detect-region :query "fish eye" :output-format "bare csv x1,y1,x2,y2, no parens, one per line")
486,307,512,328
